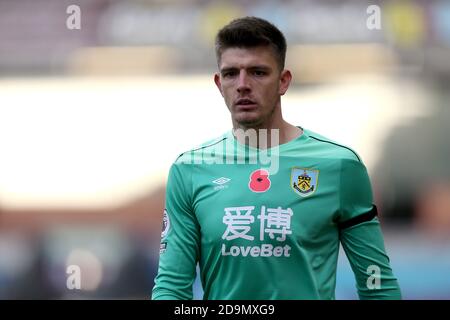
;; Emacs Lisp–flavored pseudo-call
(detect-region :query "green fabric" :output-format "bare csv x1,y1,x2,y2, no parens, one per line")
152,128,401,300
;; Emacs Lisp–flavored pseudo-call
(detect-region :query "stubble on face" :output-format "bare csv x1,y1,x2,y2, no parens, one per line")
215,46,284,131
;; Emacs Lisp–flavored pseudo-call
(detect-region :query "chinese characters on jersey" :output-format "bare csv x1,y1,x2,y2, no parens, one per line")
221,205,293,257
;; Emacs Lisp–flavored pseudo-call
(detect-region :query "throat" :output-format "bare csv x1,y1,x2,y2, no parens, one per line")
232,123,302,149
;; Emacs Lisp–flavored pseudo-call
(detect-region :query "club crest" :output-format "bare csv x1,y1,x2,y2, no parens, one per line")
291,168,319,197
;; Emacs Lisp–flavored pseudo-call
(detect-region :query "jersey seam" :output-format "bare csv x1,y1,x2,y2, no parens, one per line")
188,160,201,266
339,158,343,222
176,137,228,161
309,135,361,162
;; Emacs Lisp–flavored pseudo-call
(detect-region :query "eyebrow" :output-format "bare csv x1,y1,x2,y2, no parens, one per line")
219,67,237,74
220,65,272,74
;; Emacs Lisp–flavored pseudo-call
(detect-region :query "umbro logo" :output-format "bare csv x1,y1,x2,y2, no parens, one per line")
212,177,231,190
212,177,231,185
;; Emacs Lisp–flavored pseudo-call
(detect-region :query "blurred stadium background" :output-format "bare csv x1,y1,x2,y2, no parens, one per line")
0,0,449,299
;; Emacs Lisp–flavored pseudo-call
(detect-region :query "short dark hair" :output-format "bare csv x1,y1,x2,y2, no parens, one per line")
215,16,287,70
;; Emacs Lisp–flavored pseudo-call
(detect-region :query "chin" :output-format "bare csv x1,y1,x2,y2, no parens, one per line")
234,111,261,124
235,118,263,128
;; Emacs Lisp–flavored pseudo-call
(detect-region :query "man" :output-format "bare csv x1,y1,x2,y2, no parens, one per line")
152,17,401,300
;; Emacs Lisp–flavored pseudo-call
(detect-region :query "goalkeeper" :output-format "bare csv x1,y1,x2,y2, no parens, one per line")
152,16,401,300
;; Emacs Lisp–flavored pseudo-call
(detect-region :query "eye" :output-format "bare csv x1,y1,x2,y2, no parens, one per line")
253,70,266,76
222,71,237,78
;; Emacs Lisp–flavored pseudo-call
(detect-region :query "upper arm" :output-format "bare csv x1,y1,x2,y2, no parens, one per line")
338,158,374,224
338,158,401,299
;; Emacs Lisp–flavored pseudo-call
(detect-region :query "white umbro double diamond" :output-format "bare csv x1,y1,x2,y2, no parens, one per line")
212,177,231,185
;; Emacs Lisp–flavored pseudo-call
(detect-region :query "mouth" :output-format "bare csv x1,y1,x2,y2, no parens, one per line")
234,98,257,110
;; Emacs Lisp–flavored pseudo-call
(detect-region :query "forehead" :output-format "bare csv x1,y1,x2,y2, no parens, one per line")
219,46,278,69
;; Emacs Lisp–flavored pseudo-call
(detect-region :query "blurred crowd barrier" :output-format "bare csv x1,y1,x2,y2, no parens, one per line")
0,0,449,79
0,0,449,299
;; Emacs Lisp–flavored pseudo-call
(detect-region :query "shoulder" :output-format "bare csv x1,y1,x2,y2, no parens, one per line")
302,128,362,163
173,132,229,164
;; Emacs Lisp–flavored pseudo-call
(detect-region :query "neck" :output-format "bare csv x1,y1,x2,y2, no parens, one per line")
232,118,302,149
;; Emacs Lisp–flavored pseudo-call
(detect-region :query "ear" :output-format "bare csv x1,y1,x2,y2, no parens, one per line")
214,73,224,97
279,69,292,96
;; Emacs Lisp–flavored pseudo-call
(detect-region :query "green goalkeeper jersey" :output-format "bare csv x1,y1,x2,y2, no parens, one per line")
152,128,401,300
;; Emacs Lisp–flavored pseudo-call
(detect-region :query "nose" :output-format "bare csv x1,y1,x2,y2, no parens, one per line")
237,70,251,94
